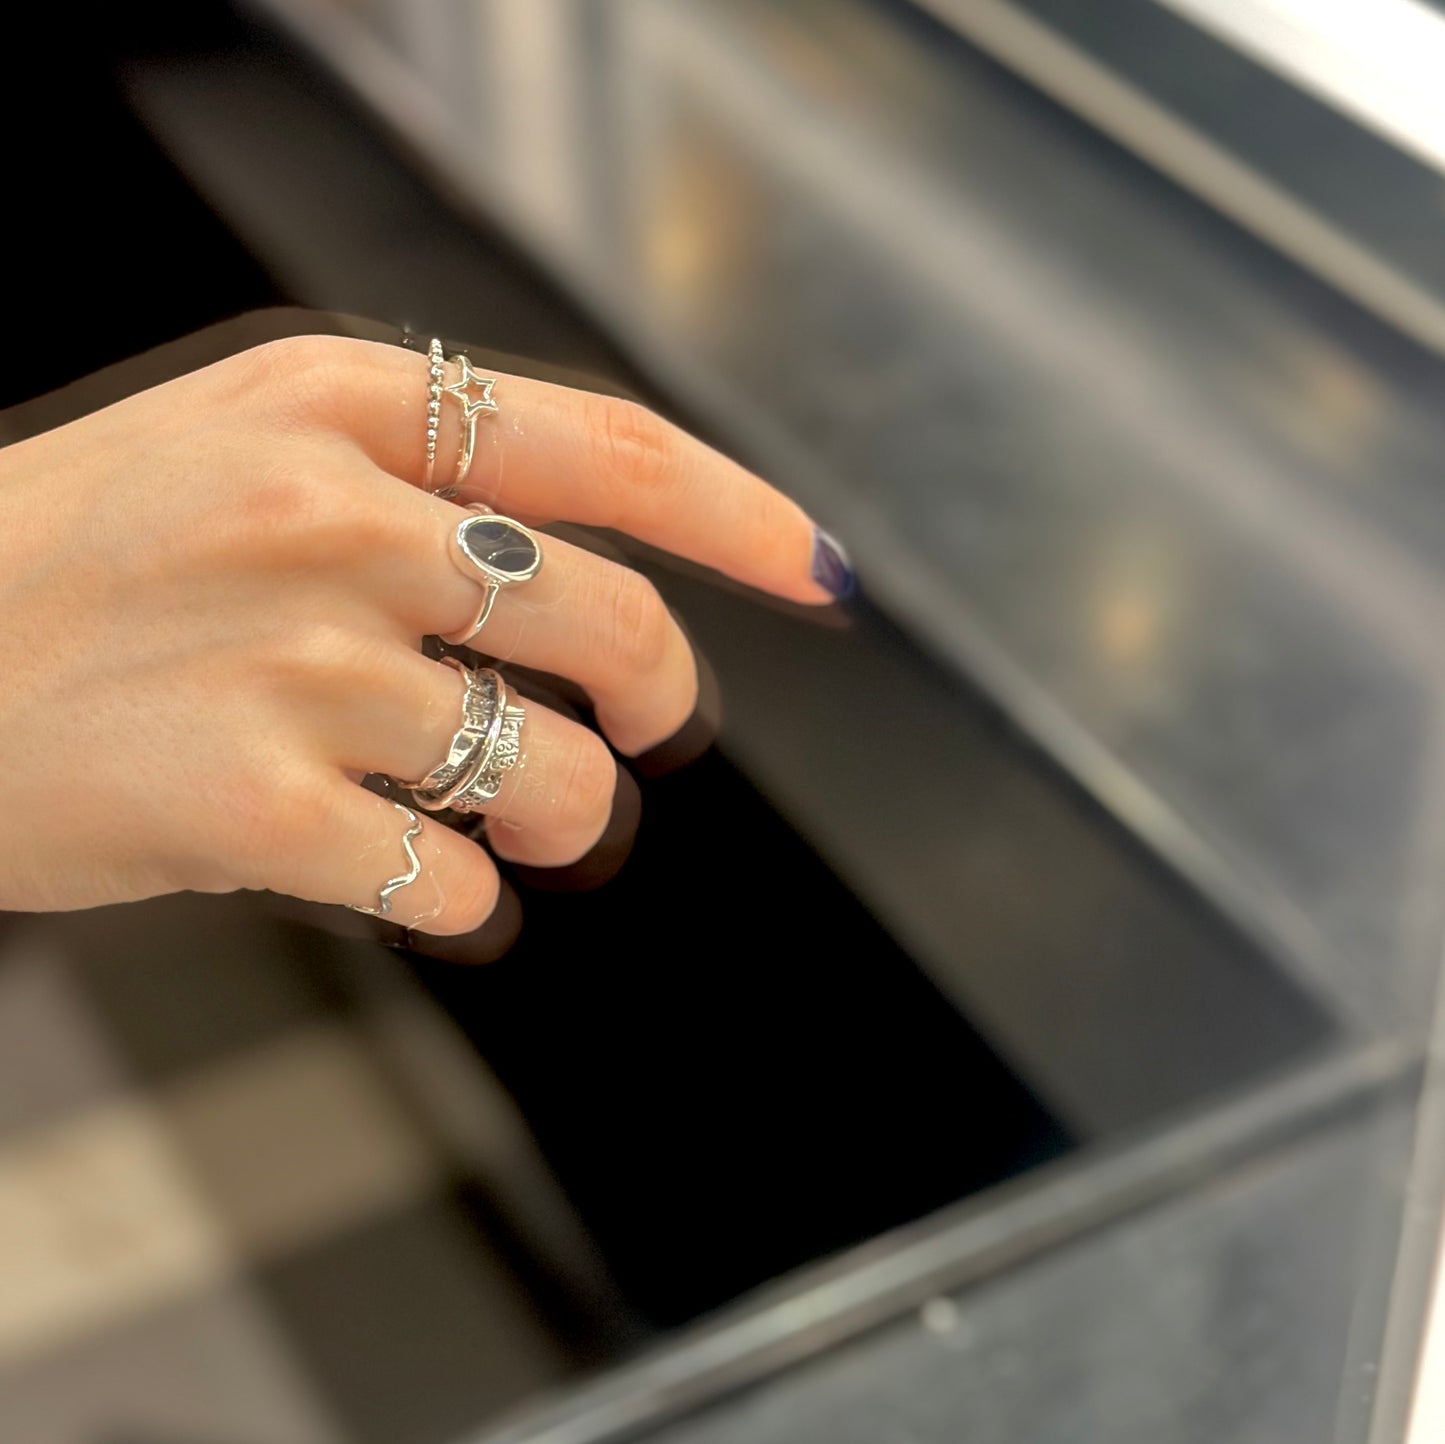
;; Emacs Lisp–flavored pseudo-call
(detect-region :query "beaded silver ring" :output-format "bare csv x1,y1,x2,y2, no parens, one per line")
424,339,445,492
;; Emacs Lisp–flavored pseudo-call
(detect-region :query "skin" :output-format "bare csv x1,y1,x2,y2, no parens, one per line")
0,335,835,935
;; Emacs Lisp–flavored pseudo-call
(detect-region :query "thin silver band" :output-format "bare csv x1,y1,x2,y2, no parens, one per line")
442,352,499,491
424,339,444,492
443,579,502,648
349,803,424,917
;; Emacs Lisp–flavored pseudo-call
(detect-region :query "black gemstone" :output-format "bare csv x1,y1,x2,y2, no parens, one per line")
460,517,539,579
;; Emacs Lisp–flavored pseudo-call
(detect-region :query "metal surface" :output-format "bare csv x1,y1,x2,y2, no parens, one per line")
916,0,1445,358
914,0,1445,359
410,668,510,813
626,1100,1415,1444
463,1041,1415,1444
232,0,1445,1034
1151,0,1445,173
127,3,1445,1438
425,337,445,487
402,657,497,797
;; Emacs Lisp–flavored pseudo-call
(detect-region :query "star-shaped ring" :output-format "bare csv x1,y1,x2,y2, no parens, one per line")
426,343,500,496
442,352,499,493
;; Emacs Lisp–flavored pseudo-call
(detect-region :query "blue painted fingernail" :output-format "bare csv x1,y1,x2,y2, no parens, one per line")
811,527,855,599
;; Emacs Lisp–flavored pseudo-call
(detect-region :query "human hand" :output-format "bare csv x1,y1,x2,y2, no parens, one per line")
0,335,851,933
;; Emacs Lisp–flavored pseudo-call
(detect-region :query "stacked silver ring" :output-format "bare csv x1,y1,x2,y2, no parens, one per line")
448,701,526,810
422,337,499,498
407,659,526,815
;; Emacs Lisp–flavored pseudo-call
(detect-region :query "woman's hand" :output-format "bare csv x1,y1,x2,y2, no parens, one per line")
0,335,851,933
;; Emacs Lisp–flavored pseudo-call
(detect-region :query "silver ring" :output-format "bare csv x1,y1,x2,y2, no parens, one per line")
349,803,424,917
424,339,445,492
411,666,510,812
442,351,499,492
446,703,527,813
441,505,544,646
401,658,498,794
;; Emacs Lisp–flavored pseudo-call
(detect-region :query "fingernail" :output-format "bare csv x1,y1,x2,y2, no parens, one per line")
811,527,855,599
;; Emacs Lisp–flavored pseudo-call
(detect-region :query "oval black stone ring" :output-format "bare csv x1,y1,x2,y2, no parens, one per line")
441,505,544,646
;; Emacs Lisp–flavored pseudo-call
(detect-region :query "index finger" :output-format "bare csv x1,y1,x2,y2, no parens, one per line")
296,337,854,605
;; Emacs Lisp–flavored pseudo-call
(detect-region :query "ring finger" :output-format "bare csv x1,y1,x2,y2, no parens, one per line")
311,649,619,869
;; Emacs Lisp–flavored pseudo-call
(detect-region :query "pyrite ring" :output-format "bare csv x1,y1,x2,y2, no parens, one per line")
349,803,424,917
442,505,544,646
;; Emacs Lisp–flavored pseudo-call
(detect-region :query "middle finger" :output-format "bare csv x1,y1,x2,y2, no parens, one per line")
355,473,699,757
451,528,698,758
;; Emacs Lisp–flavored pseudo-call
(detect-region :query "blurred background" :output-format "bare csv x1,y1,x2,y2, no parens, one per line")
7,3,1445,1442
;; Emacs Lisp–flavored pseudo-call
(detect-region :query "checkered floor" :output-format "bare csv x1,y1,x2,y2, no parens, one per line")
0,892,618,1444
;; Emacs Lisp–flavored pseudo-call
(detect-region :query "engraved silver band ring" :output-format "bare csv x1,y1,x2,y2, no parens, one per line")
402,657,499,796
447,701,526,812
409,662,527,816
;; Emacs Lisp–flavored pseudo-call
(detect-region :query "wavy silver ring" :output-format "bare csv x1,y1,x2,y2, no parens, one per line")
441,505,544,646
349,803,424,917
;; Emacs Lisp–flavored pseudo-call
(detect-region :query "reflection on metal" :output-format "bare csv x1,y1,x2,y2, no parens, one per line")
213,3,1445,1433
1378,896,1445,1444
1089,533,1176,673
470,2,592,241
611,0,1445,1029
914,0,1445,360
473,1038,1416,1444
1154,0,1445,177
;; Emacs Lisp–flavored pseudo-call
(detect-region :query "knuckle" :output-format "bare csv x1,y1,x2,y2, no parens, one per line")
233,335,357,428
209,756,324,890
303,490,392,560
231,457,389,563
243,333,349,385
601,568,673,677
255,624,388,697
234,455,334,537
585,396,676,506
554,731,617,832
